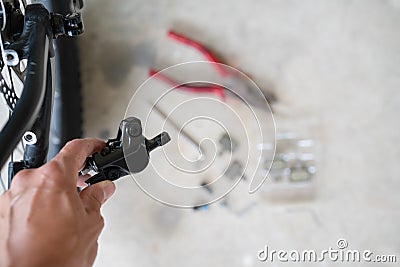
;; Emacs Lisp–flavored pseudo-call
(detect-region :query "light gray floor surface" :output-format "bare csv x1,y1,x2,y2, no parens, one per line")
78,1,400,266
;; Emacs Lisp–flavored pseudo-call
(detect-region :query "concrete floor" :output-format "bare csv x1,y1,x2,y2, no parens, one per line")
79,0,400,266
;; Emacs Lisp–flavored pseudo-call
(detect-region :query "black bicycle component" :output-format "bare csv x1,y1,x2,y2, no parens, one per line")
0,4,53,170
22,57,53,168
2,1,25,42
51,12,83,38
83,117,171,185
8,160,25,186
0,2,85,182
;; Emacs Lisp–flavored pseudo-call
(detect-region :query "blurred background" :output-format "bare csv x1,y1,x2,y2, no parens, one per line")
78,0,400,266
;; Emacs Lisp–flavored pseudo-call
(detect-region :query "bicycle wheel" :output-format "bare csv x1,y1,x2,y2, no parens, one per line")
0,0,83,192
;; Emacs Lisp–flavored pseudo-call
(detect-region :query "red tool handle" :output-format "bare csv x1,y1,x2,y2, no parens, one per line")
149,69,226,100
167,30,230,77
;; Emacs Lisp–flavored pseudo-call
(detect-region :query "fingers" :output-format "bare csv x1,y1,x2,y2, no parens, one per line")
52,138,105,180
86,242,99,267
79,181,116,213
11,138,105,193
77,174,91,188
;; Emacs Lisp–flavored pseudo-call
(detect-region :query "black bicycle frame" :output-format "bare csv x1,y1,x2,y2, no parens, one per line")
0,4,54,174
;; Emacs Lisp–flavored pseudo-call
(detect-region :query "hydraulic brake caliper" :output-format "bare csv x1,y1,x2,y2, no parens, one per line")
81,117,171,185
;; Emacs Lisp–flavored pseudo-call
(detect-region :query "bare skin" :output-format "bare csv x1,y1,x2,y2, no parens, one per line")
0,138,116,267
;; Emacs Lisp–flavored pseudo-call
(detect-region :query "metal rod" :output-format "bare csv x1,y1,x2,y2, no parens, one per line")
148,102,203,156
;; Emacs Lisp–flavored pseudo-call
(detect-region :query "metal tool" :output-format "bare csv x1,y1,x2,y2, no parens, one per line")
149,102,203,158
82,117,171,185
149,30,276,108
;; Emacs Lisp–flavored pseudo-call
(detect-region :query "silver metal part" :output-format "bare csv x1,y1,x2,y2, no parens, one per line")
23,131,37,145
4,50,19,67
149,102,203,157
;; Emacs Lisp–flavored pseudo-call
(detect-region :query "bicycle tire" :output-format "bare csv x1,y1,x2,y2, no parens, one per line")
47,0,83,159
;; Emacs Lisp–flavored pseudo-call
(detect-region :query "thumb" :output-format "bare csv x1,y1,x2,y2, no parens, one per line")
80,181,116,213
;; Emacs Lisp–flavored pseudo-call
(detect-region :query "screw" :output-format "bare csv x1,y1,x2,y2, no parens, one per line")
127,121,142,137
24,134,33,142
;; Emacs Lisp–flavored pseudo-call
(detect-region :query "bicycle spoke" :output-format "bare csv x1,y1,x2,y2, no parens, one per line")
9,110,13,163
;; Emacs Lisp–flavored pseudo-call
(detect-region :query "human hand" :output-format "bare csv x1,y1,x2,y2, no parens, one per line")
0,138,116,267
